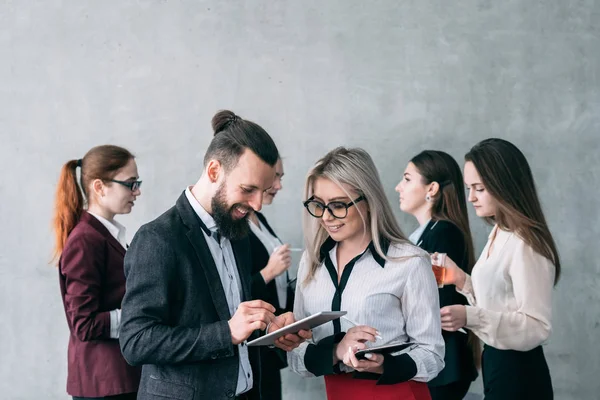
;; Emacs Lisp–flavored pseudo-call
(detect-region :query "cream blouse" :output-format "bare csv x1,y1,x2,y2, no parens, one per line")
458,225,556,351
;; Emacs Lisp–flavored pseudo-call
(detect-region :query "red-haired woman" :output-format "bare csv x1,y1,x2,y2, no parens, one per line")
52,145,142,400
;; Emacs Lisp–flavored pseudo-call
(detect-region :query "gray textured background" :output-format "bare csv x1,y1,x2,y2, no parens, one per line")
1,1,599,399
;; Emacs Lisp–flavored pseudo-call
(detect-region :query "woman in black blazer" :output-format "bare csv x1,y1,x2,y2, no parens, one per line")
395,150,479,400
247,158,294,400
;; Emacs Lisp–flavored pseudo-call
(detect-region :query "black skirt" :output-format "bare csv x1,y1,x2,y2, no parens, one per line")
482,345,553,400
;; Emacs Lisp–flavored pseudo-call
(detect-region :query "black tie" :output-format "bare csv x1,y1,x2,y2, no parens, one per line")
211,230,221,245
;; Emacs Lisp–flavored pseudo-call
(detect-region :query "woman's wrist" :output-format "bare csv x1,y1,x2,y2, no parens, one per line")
260,265,275,283
455,269,467,290
372,365,384,374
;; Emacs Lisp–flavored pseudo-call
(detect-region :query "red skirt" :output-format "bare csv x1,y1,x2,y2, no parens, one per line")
325,373,431,400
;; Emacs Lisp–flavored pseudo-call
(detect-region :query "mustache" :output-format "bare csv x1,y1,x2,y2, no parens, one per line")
230,204,252,213
212,200,250,240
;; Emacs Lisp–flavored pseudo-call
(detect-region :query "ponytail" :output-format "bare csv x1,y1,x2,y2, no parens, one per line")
52,159,84,262
51,145,134,264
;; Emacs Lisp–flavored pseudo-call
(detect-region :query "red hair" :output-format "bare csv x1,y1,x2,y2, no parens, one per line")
52,145,134,263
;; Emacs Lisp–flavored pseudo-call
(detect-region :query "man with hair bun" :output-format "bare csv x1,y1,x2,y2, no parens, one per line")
120,110,310,400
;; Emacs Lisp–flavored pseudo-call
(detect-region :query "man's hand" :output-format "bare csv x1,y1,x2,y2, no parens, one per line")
228,300,276,345
268,312,312,351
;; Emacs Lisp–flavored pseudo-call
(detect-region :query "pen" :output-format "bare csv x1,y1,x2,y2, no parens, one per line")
341,316,383,341
275,244,303,252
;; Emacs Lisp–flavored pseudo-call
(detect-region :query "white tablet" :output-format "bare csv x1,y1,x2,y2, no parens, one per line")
247,311,347,346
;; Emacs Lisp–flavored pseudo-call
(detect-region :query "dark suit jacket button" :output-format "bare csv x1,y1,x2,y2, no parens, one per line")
226,390,234,397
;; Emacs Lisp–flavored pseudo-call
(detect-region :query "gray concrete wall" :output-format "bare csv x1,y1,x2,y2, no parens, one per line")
1,1,599,399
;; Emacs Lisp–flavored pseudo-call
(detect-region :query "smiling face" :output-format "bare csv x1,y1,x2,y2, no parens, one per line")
263,158,283,205
210,148,276,239
464,161,498,217
311,177,370,244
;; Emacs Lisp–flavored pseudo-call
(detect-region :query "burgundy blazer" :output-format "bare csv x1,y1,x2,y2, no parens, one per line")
58,212,141,397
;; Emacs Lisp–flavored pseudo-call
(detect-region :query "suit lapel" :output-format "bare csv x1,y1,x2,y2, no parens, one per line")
256,212,279,240
106,237,126,257
415,220,434,248
176,193,231,321
81,212,126,257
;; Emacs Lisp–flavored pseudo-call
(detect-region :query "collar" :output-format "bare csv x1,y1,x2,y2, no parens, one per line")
408,218,431,245
86,211,126,243
489,224,499,238
184,186,216,235
248,217,272,238
318,236,390,268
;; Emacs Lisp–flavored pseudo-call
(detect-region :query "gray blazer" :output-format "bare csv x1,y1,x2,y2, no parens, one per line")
120,192,261,400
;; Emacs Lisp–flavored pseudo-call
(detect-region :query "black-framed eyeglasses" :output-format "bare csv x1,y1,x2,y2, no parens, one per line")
108,179,142,191
303,195,365,219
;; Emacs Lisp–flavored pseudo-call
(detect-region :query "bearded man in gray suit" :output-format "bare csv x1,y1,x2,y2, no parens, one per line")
120,110,310,400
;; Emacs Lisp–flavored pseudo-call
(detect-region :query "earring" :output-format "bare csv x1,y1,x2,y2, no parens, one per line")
425,194,431,202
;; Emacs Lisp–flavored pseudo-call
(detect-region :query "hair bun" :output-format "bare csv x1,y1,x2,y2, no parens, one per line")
211,110,240,135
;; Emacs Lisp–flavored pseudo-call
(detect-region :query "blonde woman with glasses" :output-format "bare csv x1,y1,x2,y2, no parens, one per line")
288,147,444,400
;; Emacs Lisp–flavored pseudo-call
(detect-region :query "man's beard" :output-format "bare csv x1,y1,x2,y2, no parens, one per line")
211,182,251,240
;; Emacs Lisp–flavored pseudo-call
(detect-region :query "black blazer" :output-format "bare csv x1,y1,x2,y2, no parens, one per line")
417,219,478,386
120,192,261,400
247,212,294,371
248,212,294,314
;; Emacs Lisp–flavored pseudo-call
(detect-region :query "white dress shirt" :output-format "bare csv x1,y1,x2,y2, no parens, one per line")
408,219,431,245
87,211,126,339
87,211,128,250
248,218,288,308
288,239,445,383
184,188,253,395
458,225,555,351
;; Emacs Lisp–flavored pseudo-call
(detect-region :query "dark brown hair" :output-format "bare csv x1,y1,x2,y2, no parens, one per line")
411,150,481,368
465,138,561,284
411,150,476,271
52,145,134,262
204,110,279,170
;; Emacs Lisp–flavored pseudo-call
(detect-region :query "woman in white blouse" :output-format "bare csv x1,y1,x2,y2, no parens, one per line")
288,147,444,400
439,138,559,399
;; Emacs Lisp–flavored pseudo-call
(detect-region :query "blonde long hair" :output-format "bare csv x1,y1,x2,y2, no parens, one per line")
302,147,415,281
